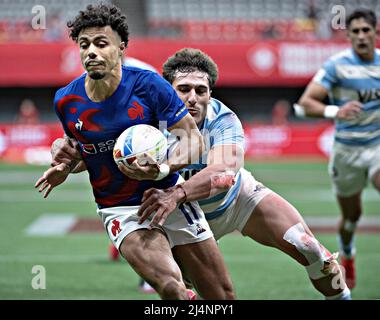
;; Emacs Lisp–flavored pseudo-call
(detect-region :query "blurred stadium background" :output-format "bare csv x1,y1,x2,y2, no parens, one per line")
0,0,379,299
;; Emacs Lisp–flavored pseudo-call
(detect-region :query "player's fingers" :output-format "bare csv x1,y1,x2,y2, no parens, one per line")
138,203,158,224
142,188,157,202
349,101,363,108
38,181,49,192
137,196,154,217
34,176,46,188
153,208,167,227
117,163,134,176
44,185,53,198
142,153,157,165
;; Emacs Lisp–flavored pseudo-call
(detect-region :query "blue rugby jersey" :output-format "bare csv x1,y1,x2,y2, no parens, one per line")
313,48,380,146
54,66,188,208
171,98,245,220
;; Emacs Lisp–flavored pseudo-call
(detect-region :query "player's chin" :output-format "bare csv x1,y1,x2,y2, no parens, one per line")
88,70,106,80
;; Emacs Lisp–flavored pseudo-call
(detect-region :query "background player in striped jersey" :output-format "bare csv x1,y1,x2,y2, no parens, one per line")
138,48,351,300
35,3,234,300
297,8,380,289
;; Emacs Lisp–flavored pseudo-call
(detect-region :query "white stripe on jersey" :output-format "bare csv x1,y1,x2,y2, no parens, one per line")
336,65,380,79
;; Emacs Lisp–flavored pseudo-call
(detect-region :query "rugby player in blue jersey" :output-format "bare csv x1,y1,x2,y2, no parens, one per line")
35,3,234,300
138,48,351,300
297,9,380,290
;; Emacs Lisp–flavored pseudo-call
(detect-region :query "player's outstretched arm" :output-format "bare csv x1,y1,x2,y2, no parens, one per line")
34,163,71,198
167,113,205,172
137,144,243,227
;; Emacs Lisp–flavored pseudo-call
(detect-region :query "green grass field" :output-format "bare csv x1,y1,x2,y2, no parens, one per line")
0,160,379,300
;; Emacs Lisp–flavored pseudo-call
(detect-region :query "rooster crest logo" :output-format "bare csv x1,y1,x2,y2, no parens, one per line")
75,119,83,131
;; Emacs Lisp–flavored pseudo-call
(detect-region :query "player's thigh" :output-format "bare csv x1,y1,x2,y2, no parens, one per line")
328,144,367,197
172,238,234,299
242,192,311,265
120,229,183,284
371,168,380,191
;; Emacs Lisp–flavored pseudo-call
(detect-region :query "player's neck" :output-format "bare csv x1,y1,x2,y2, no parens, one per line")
85,65,122,102
355,49,375,62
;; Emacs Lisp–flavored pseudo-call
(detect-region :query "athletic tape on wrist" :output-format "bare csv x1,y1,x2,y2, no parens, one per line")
155,163,170,181
324,105,339,119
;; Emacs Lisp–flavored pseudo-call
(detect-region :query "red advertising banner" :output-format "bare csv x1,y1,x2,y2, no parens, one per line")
0,40,350,87
0,122,334,164
243,122,334,159
0,123,64,164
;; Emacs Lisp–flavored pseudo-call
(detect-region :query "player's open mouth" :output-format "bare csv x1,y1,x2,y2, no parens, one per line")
86,61,104,67
188,109,198,116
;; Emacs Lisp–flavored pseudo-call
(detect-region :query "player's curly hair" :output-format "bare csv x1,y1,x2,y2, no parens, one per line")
67,3,129,45
163,48,219,88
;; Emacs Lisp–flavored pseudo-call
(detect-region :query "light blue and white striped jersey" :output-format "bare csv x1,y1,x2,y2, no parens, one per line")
313,48,380,146
171,98,245,220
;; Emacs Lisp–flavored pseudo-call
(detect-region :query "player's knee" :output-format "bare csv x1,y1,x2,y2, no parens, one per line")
283,223,340,280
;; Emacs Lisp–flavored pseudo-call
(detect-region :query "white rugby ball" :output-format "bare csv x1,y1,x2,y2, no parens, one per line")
113,124,167,168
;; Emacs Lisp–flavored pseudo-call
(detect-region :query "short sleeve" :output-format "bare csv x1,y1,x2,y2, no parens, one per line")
209,113,245,149
54,90,75,139
144,73,188,128
312,59,338,91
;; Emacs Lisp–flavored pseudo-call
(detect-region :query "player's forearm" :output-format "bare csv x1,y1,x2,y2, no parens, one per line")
297,96,327,118
167,133,205,173
176,164,236,203
69,160,87,174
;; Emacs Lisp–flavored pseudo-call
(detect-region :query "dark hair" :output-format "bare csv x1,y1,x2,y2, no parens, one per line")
346,8,377,29
67,3,129,45
162,48,218,88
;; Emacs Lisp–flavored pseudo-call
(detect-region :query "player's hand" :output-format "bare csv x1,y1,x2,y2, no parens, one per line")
34,163,70,198
117,153,160,181
336,101,363,121
51,137,82,167
137,187,183,228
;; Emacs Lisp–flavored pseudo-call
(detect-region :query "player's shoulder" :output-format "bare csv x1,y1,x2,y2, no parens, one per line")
327,48,355,64
122,65,157,78
121,65,165,87
55,73,86,102
209,98,236,117
375,48,380,60
204,98,241,129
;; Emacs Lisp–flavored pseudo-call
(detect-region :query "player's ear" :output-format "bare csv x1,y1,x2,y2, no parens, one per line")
119,42,125,55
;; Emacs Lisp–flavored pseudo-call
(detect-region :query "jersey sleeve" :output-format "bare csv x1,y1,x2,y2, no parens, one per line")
144,72,188,128
53,89,75,139
312,58,338,91
209,113,245,149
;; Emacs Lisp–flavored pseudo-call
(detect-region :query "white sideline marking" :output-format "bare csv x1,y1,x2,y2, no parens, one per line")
25,214,77,236
0,254,107,263
304,216,380,228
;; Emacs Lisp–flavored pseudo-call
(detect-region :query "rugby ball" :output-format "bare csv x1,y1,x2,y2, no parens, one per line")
113,124,167,168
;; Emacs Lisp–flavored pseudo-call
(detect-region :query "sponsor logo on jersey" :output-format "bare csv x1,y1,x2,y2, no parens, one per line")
82,139,116,154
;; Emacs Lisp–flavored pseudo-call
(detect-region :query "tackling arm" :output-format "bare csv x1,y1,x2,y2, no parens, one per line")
166,113,205,173
179,144,244,202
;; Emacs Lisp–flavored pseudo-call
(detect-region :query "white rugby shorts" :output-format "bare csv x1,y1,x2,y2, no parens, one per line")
328,142,380,197
207,168,272,240
97,199,212,250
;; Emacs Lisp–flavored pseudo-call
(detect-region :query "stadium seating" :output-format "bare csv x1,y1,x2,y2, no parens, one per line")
146,0,380,40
